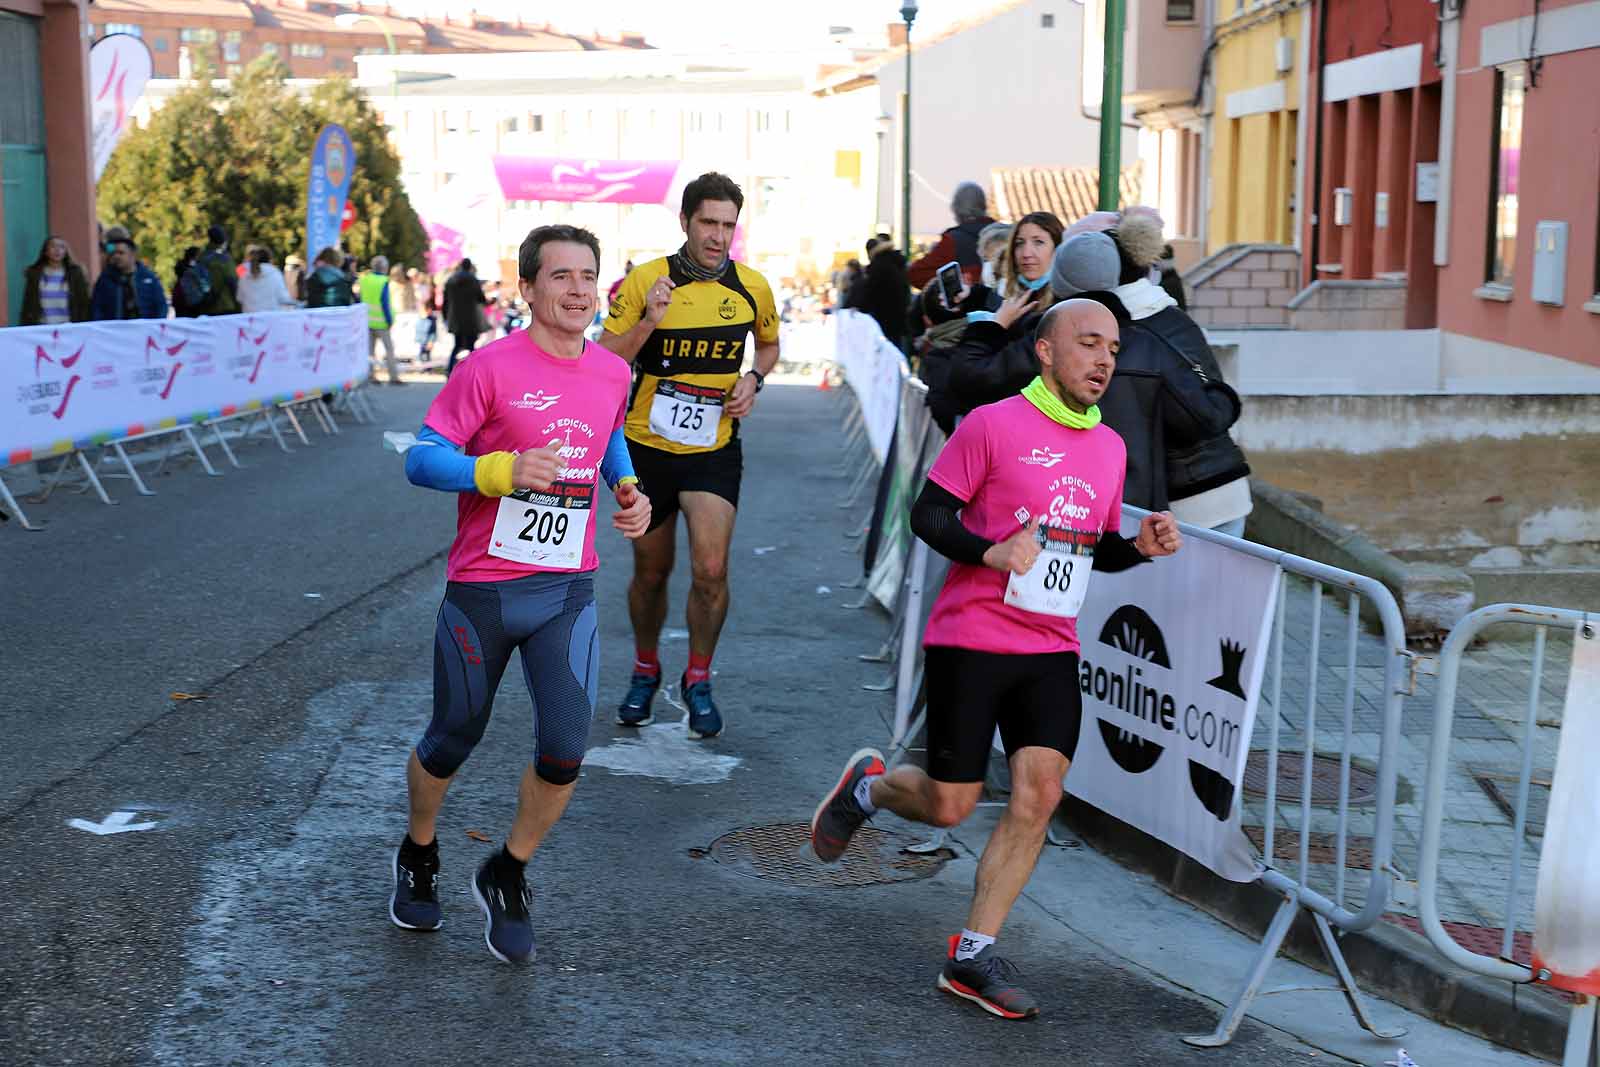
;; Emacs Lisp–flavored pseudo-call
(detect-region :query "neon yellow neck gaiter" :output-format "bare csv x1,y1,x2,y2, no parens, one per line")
1022,376,1100,430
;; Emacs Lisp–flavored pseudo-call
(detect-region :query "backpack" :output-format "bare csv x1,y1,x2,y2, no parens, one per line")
177,253,215,311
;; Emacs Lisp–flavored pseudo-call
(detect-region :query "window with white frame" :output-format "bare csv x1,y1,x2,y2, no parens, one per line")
290,42,325,58
103,23,142,38
1486,64,1525,287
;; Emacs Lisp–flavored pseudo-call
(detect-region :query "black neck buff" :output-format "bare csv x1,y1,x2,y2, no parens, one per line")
671,243,730,283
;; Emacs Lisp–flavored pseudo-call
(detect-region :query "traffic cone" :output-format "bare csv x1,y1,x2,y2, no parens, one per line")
818,363,833,390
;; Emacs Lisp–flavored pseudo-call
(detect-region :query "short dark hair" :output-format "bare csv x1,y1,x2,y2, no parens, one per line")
518,225,601,281
681,171,744,221
207,224,227,246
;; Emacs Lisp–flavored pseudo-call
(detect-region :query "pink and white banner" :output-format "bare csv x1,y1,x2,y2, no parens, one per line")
2,307,366,468
492,156,681,205
421,218,466,275
90,33,154,182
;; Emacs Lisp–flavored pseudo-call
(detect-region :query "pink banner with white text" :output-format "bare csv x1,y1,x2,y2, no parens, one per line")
421,218,466,275
492,156,682,205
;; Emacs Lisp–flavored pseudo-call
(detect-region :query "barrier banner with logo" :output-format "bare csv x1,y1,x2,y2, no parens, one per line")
830,310,902,465
306,124,355,260
1067,515,1281,881
90,33,154,181
2,307,366,467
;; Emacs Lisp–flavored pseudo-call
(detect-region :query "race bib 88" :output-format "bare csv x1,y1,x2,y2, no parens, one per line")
1004,523,1095,618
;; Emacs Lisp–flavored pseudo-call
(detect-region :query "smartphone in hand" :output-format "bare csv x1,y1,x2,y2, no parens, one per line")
936,262,964,310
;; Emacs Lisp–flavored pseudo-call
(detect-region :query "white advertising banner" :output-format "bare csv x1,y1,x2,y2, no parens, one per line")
3,307,366,467
1066,514,1282,881
90,33,154,182
830,310,903,465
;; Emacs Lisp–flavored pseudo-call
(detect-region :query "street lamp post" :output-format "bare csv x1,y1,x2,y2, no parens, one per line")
900,1,917,259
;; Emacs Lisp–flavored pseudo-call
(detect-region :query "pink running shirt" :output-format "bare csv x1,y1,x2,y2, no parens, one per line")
922,394,1128,655
422,331,632,583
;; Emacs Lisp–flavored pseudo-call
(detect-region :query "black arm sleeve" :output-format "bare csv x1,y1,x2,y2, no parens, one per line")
910,481,995,566
1094,530,1150,573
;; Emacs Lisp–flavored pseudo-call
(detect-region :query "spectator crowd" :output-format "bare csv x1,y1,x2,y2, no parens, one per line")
12,223,521,386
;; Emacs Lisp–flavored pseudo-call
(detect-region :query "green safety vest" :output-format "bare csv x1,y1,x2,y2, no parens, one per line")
358,272,389,329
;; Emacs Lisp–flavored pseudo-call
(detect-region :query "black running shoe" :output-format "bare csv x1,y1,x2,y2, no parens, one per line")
389,840,442,931
810,747,886,863
472,854,535,963
937,936,1040,1019
617,671,661,727
682,674,723,739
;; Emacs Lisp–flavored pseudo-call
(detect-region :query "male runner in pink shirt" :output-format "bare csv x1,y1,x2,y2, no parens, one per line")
810,299,1183,1018
388,225,651,963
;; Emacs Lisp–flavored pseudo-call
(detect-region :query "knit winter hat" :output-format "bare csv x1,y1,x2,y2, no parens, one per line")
1050,231,1122,297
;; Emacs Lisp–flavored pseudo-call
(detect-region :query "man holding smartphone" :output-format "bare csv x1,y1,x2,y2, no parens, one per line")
601,172,781,740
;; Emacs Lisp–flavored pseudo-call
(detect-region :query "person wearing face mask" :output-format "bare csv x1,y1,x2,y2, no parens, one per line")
943,211,1065,413
914,222,1013,436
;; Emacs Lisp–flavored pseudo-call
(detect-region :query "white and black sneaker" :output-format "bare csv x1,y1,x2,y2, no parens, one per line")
389,839,442,931
472,852,535,963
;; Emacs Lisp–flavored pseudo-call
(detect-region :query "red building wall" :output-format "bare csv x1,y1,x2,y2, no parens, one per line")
1437,0,1600,369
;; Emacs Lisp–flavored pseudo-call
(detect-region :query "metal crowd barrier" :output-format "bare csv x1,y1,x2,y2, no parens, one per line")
1419,604,1599,1067
827,361,1417,1049
1,383,376,531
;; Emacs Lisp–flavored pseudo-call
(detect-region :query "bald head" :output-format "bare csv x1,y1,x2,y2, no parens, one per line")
1035,299,1119,413
1038,298,1119,348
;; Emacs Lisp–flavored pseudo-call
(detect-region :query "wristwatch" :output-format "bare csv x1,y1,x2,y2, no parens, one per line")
747,369,766,393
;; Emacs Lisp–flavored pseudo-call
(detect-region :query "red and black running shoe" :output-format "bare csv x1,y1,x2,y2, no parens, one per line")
937,935,1041,1019
809,747,885,863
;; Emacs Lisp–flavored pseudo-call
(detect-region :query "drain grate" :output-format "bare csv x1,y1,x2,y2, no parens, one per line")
1241,750,1377,806
708,823,951,888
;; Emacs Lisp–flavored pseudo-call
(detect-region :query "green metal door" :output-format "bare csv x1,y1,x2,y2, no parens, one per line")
3,148,48,325
1,11,47,326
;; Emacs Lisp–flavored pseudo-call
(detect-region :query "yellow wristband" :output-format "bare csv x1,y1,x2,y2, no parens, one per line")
472,451,517,497
616,476,639,488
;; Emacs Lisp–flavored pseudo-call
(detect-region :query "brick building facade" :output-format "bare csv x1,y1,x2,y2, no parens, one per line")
88,0,646,81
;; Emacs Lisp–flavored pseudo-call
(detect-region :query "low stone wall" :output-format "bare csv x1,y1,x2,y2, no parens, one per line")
1185,244,1301,328
1286,279,1407,331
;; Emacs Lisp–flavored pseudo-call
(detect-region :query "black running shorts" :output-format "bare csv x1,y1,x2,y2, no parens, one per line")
922,646,1083,783
628,438,743,532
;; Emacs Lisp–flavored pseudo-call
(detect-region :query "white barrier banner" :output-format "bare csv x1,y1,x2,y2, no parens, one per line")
831,310,902,464
3,306,366,466
1067,516,1281,881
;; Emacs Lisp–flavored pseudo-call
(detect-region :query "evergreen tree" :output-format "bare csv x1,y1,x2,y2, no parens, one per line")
96,55,426,281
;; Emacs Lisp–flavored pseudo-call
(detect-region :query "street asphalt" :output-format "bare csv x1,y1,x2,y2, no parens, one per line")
1,378,1337,1065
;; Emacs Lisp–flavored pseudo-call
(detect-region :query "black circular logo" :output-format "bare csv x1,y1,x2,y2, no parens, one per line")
1094,605,1170,776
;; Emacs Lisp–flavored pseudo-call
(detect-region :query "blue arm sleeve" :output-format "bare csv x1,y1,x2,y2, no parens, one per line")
381,282,393,326
599,424,635,490
404,425,479,493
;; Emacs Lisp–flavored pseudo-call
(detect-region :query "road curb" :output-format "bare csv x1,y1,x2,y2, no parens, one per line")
1057,794,1567,1062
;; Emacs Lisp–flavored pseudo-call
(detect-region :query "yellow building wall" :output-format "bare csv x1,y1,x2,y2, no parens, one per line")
1206,1,1306,252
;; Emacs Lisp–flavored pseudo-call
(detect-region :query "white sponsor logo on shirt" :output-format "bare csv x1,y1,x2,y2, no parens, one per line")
1019,446,1066,468
511,390,562,411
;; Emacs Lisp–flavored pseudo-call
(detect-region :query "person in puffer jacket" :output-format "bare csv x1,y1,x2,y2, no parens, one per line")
1104,213,1252,535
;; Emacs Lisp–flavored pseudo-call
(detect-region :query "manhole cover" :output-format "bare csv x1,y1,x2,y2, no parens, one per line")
708,823,950,888
1242,826,1375,869
1241,750,1377,806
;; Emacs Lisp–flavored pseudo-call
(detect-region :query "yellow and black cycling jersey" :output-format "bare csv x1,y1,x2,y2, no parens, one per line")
605,256,779,455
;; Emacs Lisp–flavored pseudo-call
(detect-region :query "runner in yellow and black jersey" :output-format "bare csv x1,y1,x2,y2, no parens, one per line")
600,172,781,740
610,255,777,454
